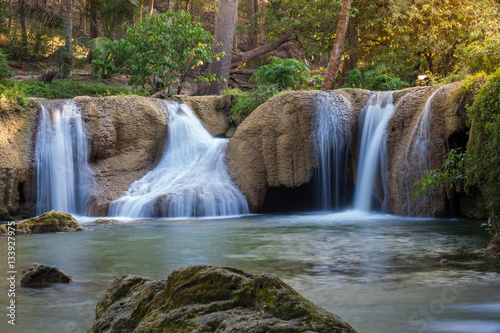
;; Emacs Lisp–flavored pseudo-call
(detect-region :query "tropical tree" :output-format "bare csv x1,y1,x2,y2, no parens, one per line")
92,11,223,94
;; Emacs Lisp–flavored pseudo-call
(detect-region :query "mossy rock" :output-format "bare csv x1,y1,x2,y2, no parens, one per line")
0,210,84,235
87,265,356,333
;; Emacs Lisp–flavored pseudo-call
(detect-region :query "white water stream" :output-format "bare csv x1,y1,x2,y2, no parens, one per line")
353,92,395,211
312,92,352,210
35,100,93,215
109,100,249,218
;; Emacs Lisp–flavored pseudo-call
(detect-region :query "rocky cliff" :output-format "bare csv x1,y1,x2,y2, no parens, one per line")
0,100,37,220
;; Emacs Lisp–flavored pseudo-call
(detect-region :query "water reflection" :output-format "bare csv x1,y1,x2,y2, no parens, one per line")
0,213,498,332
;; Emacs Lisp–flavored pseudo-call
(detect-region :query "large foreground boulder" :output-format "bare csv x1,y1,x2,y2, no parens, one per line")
21,263,73,287
0,210,84,235
87,265,356,333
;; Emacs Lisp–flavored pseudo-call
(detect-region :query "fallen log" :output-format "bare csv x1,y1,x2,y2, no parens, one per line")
230,34,292,69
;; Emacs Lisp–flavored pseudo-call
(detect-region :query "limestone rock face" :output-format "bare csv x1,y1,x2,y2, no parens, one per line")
0,101,37,220
0,210,84,235
385,83,468,217
178,95,230,137
87,265,357,333
21,263,72,287
75,96,169,216
226,90,369,212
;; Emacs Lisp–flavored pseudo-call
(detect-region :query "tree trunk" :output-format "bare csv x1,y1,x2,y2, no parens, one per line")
339,17,358,87
246,0,258,50
322,0,352,90
64,0,73,75
204,0,239,95
233,14,238,52
167,0,173,11
148,0,154,15
8,0,13,33
89,0,98,38
19,0,28,46
230,33,291,69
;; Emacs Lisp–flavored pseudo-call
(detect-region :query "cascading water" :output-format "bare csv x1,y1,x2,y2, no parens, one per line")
401,87,443,216
312,92,352,210
35,100,93,215
109,100,249,218
353,92,395,211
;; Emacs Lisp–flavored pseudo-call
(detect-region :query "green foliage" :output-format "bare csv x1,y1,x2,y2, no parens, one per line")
412,148,466,201
92,11,221,94
342,65,410,91
461,36,500,75
250,57,311,89
454,73,488,100
0,79,146,106
465,68,500,235
0,81,31,107
0,50,13,80
222,85,279,123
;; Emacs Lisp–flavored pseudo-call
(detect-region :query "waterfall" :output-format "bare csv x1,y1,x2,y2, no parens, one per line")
35,100,93,215
401,87,443,216
109,100,249,218
312,92,352,210
353,92,395,211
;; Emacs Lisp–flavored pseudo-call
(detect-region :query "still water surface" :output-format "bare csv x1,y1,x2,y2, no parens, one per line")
1,211,499,333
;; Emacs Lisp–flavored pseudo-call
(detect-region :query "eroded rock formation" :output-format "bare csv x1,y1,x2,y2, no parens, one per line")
87,265,357,333
385,83,468,217
0,85,473,218
226,90,370,212
75,96,169,215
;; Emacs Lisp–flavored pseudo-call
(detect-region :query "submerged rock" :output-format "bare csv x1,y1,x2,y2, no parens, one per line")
91,219,120,226
87,265,357,333
0,210,84,235
21,263,72,287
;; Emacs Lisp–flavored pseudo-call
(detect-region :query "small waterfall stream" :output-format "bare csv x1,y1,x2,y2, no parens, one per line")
35,100,93,215
353,92,395,211
312,92,352,210
401,87,443,215
109,100,249,218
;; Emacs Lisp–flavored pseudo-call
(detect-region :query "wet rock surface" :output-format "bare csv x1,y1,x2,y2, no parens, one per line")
21,263,72,287
87,265,357,333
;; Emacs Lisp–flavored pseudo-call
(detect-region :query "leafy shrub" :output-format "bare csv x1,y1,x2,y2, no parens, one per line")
0,50,13,80
92,11,222,94
251,57,311,89
1,79,146,106
222,85,279,124
465,68,500,236
18,80,147,99
342,65,410,91
461,36,500,75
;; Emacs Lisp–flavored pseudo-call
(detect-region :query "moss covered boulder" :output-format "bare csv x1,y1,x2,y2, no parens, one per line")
0,210,84,235
87,265,356,333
